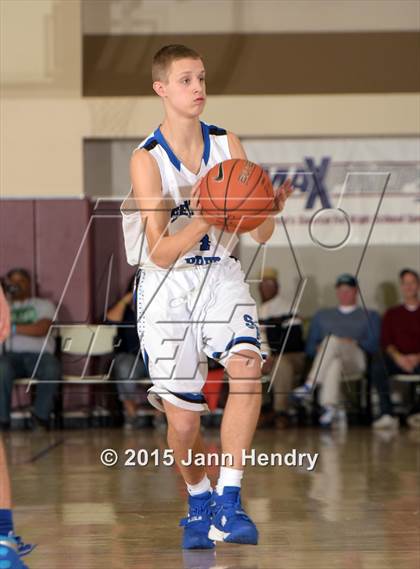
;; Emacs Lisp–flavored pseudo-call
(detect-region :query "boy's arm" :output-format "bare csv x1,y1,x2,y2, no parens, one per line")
0,285,10,342
130,149,210,269
227,132,292,244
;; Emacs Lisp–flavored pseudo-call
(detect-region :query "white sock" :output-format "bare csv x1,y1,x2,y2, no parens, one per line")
216,467,244,495
186,475,211,496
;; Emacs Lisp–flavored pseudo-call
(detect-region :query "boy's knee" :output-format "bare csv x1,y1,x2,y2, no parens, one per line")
226,350,262,382
166,408,200,442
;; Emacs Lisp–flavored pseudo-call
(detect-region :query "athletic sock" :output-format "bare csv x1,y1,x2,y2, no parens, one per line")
0,509,14,536
216,467,244,495
187,475,212,496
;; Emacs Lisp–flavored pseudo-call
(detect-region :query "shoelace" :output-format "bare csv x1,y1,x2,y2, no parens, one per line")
7,533,36,557
180,498,212,527
215,495,251,522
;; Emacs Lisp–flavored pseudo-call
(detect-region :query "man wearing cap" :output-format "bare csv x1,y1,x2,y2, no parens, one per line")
258,268,305,428
292,274,381,427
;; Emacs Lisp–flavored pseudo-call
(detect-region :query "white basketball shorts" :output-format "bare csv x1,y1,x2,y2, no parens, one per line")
134,256,264,413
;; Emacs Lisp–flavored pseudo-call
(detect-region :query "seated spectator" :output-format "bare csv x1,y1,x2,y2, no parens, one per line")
292,273,380,427
0,268,60,430
258,267,305,428
106,275,150,429
372,268,420,430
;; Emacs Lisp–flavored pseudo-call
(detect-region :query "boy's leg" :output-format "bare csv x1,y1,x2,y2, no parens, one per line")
0,355,21,429
210,349,261,545
0,437,12,512
163,400,205,484
0,437,35,565
163,401,214,550
221,350,262,468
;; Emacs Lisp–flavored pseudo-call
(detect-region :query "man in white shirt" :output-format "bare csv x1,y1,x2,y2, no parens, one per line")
0,268,60,430
258,268,306,428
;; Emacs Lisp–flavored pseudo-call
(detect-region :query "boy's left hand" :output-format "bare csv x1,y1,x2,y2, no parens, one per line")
270,179,294,216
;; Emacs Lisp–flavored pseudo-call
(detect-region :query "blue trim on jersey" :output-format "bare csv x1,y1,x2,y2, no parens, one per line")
143,348,150,375
212,336,261,359
153,121,212,171
201,121,210,165
141,135,157,150
208,124,227,136
154,127,181,170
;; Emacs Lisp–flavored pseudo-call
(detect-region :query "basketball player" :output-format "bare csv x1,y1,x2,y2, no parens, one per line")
121,45,292,549
0,285,35,568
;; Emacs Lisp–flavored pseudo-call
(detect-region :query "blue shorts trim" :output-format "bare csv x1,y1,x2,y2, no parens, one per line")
212,336,261,360
168,391,207,404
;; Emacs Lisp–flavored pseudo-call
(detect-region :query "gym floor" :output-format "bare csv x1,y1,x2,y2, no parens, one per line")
7,426,420,569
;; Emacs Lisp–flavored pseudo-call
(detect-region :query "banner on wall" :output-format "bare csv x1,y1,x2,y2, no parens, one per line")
242,137,420,247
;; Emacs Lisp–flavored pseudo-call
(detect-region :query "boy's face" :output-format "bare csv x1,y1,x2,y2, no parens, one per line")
155,58,206,118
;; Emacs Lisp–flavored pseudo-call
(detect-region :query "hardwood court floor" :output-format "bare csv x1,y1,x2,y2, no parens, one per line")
5,426,420,569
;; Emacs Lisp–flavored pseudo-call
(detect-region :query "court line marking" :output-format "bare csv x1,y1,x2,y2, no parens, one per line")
25,437,65,464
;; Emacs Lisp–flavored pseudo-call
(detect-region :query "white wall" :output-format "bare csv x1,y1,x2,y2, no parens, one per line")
83,0,420,33
242,243,420,317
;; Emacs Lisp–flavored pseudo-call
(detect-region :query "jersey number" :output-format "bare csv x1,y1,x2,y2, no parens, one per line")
199,235,211,251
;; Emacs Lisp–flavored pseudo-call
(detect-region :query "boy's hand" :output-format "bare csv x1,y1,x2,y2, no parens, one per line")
190,179,211,231
270,179,294,216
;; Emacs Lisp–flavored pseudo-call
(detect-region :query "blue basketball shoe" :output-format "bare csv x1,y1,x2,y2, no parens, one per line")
209,487,258,545
10,534,36,558
179,491,215,550
0,534,33,569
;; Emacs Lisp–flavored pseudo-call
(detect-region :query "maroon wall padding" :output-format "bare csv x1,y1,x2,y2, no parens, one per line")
35,199,93,323
91,199,135,322
0,200,37,292
1,198,134,320
1,197,134,414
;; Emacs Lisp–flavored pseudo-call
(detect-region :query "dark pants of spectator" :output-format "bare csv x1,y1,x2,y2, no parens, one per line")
372,353,420,416
114,353,148,401
0,352,60,424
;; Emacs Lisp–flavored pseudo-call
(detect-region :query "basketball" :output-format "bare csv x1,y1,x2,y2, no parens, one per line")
199,159,275,233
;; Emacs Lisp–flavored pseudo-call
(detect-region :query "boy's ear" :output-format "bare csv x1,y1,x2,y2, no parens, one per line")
153,81,166,98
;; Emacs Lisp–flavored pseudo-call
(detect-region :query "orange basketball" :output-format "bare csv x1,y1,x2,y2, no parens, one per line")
199,159,274,233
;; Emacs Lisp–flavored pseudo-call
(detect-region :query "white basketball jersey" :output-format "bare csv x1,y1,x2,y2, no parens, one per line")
121,121,238,270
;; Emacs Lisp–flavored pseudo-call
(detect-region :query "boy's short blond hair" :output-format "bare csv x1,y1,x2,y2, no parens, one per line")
152,44,202,82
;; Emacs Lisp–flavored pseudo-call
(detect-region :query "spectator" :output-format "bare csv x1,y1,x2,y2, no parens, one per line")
292,274,380,427
258,267,305,428
372,268,420,430
106,275,150,429
0,268,60,430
